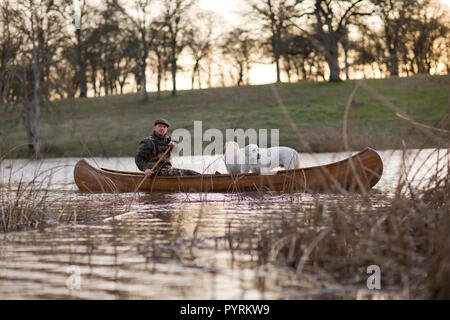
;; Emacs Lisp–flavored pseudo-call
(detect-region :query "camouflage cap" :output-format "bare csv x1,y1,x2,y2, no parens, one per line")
154,119,170,127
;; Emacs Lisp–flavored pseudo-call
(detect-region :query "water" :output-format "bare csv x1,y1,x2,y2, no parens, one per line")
0,149,448,299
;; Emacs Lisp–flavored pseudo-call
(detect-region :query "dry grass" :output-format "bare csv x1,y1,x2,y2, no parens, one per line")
0,163,53,232
218,148,449,299
0,157,134,232
1,149,448,299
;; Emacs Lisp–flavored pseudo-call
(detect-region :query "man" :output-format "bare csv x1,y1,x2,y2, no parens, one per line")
135,119,201,176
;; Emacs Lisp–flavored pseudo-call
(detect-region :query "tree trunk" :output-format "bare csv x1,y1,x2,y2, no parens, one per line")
388,52,399,76
157,75,161,99
171,55,177,96
141,61,147,100
30,23,41,159
237,62,244,86
22,72,40,159
274,42,281,83
32,90,41,159
103,67,108,96
76,29,87,97
23,100,35,157
157,54,162,99
90,66,97,96
192,60,199,90
385,27,399,77
327,55,341,82
207,64,212,88
314,2,341,82
302,62,307,81
119,75,126,95
286,63,291,83
343,46,350,80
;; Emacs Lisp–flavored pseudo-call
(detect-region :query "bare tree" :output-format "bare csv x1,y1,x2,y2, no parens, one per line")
110,0,163,100
408,1,448,74
221,28,257,86
86,7,123,96
82,7,122,98
352,31,381,78
0,1,21,105
162,0,195,96
13,0,65,158
56,1,101,99
311,0,371,82
248,0,308,83
185,12,215,90
150,24,170,99
370,0,420,77
65,0,97,98
279,32,315,81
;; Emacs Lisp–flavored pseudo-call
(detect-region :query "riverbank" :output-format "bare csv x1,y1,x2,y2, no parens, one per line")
1,75,448,158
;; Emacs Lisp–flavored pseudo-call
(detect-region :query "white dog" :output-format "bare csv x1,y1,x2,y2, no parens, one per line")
244,144,301,174
224,141,247,174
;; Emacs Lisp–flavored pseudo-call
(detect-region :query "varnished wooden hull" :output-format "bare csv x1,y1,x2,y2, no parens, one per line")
73,147,383,193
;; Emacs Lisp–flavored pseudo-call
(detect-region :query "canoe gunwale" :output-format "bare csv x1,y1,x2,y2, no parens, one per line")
100,147,379,178
74,147,383,193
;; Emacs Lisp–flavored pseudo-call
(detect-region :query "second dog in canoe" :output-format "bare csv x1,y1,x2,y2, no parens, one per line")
224,142,301,174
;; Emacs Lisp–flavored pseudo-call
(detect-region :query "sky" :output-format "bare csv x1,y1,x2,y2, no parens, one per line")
199,0,239,19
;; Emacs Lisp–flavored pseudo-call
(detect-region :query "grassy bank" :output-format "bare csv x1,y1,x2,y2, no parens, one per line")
1,75,448,158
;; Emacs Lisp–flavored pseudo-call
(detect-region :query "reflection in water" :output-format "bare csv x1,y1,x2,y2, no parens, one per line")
0,196,303,299
0,149,448,299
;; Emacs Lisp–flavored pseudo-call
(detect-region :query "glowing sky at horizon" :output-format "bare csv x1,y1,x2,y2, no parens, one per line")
197,0,450,85
63,0,449,91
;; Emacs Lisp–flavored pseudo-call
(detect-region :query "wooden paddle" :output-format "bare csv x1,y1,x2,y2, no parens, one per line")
134,145,173,192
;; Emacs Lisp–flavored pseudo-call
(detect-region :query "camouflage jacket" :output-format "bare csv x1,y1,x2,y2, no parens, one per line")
135,132,177,172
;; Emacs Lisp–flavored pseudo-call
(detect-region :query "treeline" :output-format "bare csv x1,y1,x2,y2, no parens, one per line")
249,0,449,83
0,0,448,158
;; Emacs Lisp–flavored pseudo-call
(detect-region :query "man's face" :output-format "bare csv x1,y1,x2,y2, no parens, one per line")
154,123,168,137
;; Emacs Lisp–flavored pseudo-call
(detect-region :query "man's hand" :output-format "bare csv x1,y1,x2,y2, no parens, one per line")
168,141,177,148
144,169,154,177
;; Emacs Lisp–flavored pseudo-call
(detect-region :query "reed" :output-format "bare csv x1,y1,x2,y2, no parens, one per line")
0,152,134,232
223,78,448,298
0,159,52,232
210,79,449,298
219,147,448,299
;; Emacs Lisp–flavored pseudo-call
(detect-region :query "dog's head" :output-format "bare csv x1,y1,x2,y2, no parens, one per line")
244,144,260,163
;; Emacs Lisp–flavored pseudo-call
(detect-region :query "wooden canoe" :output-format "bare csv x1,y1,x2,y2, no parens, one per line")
74,147,383,193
